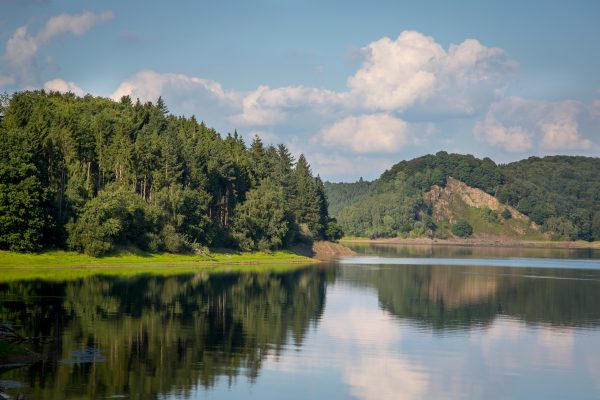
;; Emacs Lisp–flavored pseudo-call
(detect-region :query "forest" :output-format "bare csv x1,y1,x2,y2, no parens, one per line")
325,152,600,241
0,91,342,255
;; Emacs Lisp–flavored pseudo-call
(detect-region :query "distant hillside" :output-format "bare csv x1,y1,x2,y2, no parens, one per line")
325,152,600,241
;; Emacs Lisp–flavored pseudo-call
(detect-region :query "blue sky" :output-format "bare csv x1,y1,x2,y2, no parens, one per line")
1,0,599,181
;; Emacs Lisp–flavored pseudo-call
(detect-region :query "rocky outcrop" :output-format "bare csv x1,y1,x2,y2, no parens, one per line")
292,241,356,261
425,177,535,225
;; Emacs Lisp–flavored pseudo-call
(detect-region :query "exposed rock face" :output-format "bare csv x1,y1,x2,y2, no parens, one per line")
424,177,539,230
292,241,356,261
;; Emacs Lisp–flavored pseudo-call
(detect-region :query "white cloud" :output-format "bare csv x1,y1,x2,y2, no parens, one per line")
318,113,408,153
225,30,514,136
347,31,443,111
539,101,592,150
474,111,534,153
475,97,597,153
231,84,345,126
37,11,113,43
1,11,113,86
110,70,242,126
5,26,38,69
344,356,429,400
111,70,234,103
43,78,84,96
347,31,515,114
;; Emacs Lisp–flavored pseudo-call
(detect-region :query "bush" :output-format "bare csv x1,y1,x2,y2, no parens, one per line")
325,219,344,241
66,184,153,256
501,208,512,220
542,216,578,241
451,220,473,238
231,179,289,251
482,206,499,223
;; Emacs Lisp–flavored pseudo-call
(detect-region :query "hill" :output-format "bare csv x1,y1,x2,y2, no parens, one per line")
325,152,600,241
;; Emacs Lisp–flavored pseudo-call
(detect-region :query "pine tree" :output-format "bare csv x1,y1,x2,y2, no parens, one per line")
156,96,169,114
0,129,51,251
294,154,321,237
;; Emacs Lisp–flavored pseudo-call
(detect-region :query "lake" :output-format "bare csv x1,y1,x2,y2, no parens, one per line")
1,244,600,399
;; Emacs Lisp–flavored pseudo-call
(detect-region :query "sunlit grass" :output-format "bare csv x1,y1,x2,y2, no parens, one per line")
0,249,318,282
0,262,317,282
0,249,314,268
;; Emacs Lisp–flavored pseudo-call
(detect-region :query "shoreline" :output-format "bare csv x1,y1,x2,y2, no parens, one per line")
341,237,600,250
0,249,318,269
0,240,355,270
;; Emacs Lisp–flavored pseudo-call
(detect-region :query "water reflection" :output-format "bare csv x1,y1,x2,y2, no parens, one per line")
0,246,600,399
340,262,600,329
0,266,334,399
346,242,600,259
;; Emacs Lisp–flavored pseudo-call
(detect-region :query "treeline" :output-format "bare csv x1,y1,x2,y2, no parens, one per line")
0,90,342,255
325,152,600,241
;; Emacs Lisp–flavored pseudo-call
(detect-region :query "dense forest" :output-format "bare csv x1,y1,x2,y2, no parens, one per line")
325,152,600,241
0,91,342,255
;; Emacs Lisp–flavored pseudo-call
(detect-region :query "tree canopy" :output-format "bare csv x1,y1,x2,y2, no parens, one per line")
326,152,600,241
0,91,341,255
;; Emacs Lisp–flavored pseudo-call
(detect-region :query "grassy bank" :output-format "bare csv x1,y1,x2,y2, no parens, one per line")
0,248,315,268
0,249,318,282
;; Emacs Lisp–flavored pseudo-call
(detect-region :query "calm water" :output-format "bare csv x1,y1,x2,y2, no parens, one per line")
1,245,600,399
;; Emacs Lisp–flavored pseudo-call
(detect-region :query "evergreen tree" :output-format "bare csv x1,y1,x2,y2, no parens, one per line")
0,129,50,251
232,179,289,251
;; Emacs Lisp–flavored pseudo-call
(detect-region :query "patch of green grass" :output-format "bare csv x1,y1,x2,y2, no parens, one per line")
0,248,314,269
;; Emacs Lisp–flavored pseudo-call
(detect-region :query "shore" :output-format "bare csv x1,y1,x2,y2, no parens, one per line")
0,240,355,272
341,236,600,249
0,248,317,269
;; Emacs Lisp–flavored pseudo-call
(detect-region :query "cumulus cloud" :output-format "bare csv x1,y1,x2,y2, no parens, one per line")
110,70,242,129
474,111,534,153
43,78,85,96
1,11,113,86
475,97,597,153
231,85,344,126
318,113,408,153
347,31,515,114
539,101,592,150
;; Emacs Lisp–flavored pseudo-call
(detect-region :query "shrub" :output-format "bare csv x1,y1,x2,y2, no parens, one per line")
451,219,473,238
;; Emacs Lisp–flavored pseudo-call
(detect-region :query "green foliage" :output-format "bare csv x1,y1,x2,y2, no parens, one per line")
0,129,50,251
324,178,374,215
451,220,473,237
0,91,335,254
542,216,579,241
327,152,600,241
66,184,154,256
232,179,289,251
325,219,344,241
482,206,499,223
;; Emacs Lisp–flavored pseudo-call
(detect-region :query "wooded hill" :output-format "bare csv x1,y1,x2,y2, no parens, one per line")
0,91,342,255
325,152,600,241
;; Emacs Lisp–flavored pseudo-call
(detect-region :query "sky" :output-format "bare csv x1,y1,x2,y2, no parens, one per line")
1,0,599,181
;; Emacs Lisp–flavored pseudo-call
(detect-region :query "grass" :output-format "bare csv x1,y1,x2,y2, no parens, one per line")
0,248,314,268
0,249,318,282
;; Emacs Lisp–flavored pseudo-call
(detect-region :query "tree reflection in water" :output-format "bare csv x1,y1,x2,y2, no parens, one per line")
0,266,335,399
